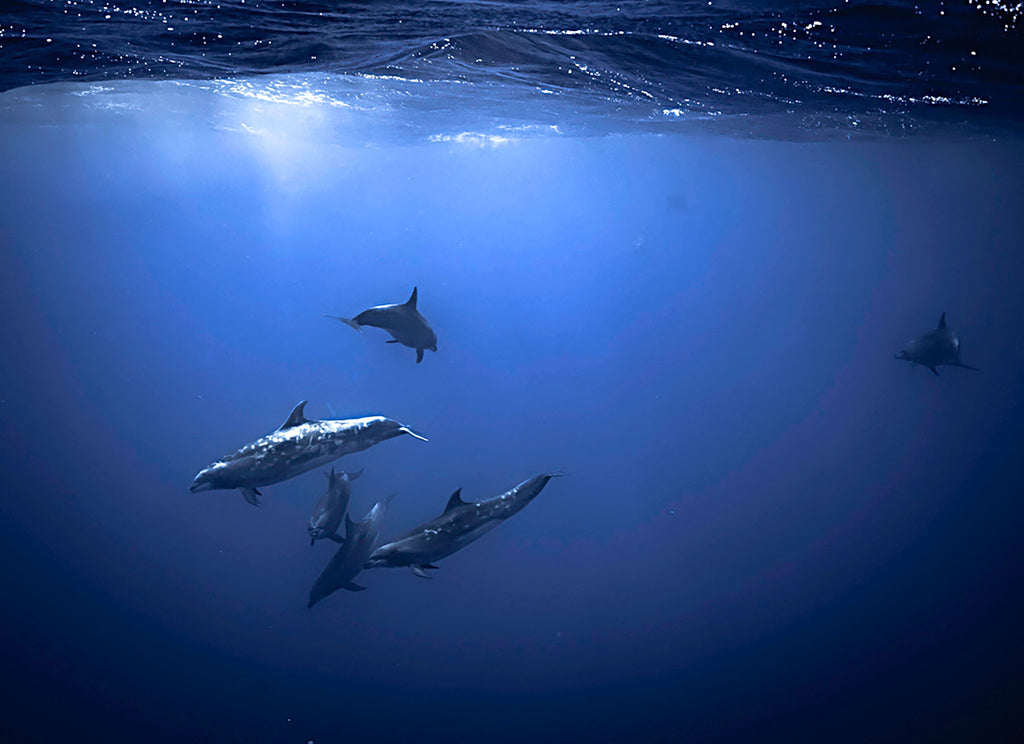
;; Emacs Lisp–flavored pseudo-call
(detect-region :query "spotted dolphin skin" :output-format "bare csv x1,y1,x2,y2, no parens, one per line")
895,312,979,377
308,497,393,607
326,286,438,363
308,466,363,546
189,401,427,507
364,473,563,578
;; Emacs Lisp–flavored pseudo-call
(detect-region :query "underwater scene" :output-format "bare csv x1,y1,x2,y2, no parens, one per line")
1,1,1023,742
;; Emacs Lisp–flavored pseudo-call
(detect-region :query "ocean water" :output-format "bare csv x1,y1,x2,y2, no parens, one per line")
1,1,1023,742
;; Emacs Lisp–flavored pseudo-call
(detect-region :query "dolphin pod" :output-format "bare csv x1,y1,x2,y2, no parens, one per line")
186,286,561,607
191,285,981,608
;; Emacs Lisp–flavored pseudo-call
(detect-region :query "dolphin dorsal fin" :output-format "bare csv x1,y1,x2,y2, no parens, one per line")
279,400,309,430
344,513,356,538
405,286,418,309
443,488,467,514
938,312,947,329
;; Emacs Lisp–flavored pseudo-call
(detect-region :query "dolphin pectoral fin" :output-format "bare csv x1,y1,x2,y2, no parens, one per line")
240,487,263,507
953,362,979,371
410,564,440,579
929,366,940,377
416,348,424,363
347,468,364,481
386,339,400,344
310,536,316,547
343,581,367,592
328,533,345,544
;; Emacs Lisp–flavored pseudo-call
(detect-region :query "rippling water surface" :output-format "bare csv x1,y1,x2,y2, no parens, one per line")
2,0,1022,136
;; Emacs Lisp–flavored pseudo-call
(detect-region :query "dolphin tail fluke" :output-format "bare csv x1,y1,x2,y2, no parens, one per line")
240,487,263,507
410,564,439,579
343,581,367,592
324,315,362,333
399,425,429,442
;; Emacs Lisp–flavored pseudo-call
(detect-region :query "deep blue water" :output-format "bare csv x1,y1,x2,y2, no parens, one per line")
2,2,1024,743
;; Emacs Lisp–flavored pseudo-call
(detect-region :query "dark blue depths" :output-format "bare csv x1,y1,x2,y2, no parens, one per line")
2,124,1023,742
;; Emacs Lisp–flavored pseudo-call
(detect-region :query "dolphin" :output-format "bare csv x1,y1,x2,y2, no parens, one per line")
308,496,393,607
364,473,563,578
189,401,427,507
325,286,438,363
895,312,979,377
308,466,363,546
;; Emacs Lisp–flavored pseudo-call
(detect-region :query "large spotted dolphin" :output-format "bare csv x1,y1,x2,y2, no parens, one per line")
308,496,393,607
895,312,979,377
364,473,563,578
326,286,437,363
189,401,426,507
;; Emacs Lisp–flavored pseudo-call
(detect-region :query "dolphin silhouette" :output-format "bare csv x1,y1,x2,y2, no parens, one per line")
190,401,426,506
364,473,563,578
326,286,437,363
895,312,979,377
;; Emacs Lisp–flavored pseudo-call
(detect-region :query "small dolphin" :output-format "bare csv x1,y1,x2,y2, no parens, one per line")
364,473,563,578
190,401,427,506
326,286,438,363
308,496,393,607
308,466,363,546
895,312,979,377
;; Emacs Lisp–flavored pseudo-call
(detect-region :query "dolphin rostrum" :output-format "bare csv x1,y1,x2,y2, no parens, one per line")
325,286,438,363
189,401,427,507
895,312,979,377
308,466,363,546
308,496,394,607
364,473,563,578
